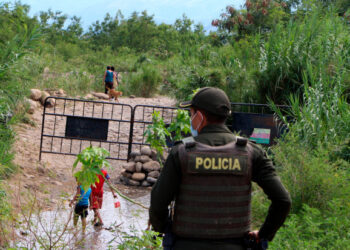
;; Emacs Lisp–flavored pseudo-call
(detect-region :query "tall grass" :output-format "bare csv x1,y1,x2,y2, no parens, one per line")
271,64,350,149
0,23,42,179
250,6,350,248
122,65,162,97
254,6,350,104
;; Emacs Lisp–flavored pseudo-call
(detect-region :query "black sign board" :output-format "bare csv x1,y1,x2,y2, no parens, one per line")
65,116,109,141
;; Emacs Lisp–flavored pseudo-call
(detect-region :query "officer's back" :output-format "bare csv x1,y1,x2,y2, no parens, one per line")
149,87,291,250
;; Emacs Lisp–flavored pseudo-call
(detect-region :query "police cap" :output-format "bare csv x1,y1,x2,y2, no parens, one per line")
179,87,231,117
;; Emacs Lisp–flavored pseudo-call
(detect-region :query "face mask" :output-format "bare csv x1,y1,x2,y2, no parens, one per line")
190,123,198,137
190,111,203,137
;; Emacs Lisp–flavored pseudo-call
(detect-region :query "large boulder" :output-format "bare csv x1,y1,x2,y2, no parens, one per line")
146,177,157,184
141,180,151,187
151,149,158,160
122,162,136,172
92,92,109,100
135,162,143,172
140,146,152,156
129,179,140,186
30,89,42,101
121,169,132,178
140,155,152,163
148,171,160,178
84,94,94,100
130,151,141,159
120,176,130,185
40,91,55,108
25,98,38,114
57,89,66,97
131,173,146,181
143,161,161,172
134,155,141,162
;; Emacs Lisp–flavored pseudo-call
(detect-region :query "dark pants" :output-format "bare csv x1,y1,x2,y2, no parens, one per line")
74,204,88,218
105,82,113,94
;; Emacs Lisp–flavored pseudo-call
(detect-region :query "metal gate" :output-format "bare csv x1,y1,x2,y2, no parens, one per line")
39,97,133,161
39,98,183,161
228,103,290,146
129,104,182,154
39,97,289,161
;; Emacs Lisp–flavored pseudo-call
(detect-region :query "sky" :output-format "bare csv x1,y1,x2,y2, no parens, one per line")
11,0,246,32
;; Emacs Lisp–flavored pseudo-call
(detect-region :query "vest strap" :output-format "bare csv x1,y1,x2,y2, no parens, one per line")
181,136,196,148
236,137,248,146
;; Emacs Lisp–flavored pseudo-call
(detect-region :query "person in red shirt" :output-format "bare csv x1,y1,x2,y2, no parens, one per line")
90,168,117,227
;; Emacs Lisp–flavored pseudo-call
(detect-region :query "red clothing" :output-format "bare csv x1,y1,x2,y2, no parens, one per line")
91,169,109,194
91,192,103,209
91,169,110,209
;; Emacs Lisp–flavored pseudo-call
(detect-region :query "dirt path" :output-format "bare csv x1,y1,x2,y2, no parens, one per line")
6,95,176,210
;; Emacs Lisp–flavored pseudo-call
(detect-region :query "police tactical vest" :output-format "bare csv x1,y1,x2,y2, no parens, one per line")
172,137,253,239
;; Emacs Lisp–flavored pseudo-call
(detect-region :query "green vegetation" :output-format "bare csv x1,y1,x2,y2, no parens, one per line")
117,229,162,250
72,146,111,191
144,111,171,157
0,0,349,248
144,109,190,158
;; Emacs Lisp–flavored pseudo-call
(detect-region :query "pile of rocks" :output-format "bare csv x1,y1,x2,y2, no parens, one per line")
27,88,110,114
119,146,163,187
26,88,65,114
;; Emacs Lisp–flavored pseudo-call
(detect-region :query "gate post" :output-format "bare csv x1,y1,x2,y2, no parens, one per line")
127,107,135,161
39,97,48,161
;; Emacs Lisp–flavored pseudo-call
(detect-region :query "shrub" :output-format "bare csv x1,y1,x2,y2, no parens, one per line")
270,200,350,249
117,229,162,250
126,65,162,97
272,138,350,214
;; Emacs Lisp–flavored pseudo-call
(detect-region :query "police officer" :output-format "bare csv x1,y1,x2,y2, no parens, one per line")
149,87,291,250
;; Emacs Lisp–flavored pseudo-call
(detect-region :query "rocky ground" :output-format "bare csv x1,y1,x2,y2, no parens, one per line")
5,92,176,211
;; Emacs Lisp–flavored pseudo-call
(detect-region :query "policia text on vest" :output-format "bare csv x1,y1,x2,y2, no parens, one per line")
188,153,248,175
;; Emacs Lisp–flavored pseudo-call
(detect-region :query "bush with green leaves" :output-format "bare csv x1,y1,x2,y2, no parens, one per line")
144,109,191,160
167,109,191,141
72,146,148,208
144,111,170,158
72,146,111,191
272,138,349,214
269,200,350,249
125,65,162,97
116,229,162,250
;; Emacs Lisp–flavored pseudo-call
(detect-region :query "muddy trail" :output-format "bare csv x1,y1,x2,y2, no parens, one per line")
6,95,175,211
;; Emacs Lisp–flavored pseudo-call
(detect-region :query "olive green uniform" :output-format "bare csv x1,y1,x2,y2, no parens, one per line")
150,124,291,249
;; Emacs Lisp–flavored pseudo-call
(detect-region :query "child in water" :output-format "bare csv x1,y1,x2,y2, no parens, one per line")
70,181,92,233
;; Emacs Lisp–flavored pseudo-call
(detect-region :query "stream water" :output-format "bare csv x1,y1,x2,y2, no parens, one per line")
18,191,150,249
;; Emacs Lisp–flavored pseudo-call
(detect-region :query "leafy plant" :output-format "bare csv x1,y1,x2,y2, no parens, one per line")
127,65,162,97
72,146,148,209
167,109,191,141
117,229,162,250
144,111,170,157
72,146,110,191
270,200,350,249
